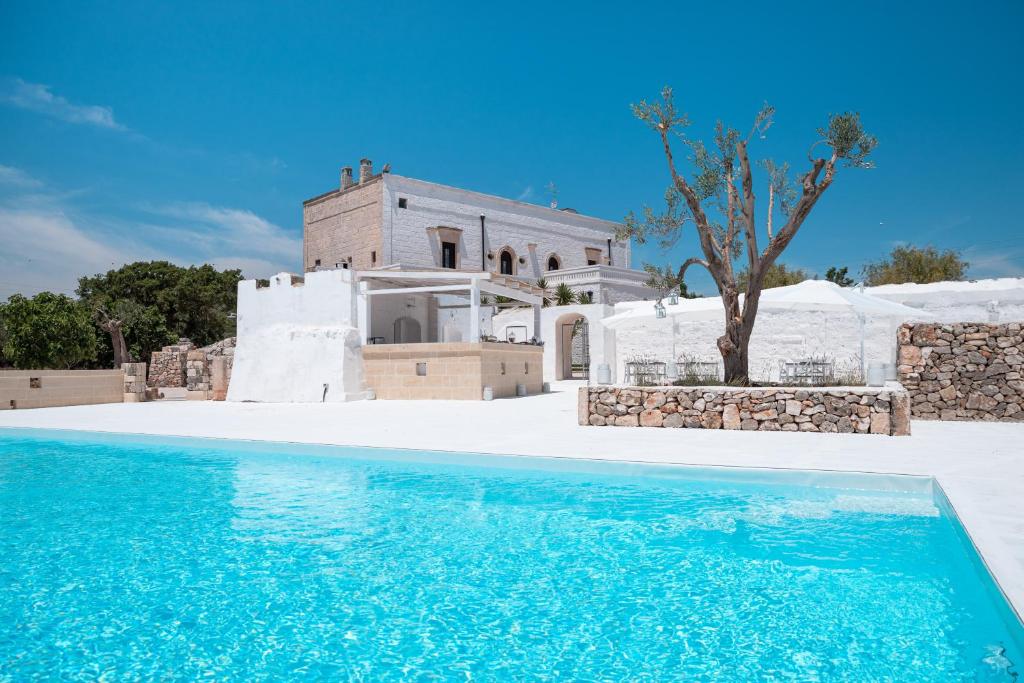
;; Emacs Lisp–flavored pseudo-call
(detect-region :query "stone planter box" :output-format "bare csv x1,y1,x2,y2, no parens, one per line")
578,383,910,436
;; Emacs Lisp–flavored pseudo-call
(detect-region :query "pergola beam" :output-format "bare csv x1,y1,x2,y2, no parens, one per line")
365,284,470,296
479,281,543,305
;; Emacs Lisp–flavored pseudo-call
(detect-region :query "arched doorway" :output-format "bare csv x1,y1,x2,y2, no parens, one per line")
499,248,515,275
393,316,422,343
554,312,589,380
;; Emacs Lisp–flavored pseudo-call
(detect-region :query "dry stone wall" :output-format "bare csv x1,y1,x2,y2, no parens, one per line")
897,322,1023,421
578,385,910,436
148,339,193,387
186,337,235,400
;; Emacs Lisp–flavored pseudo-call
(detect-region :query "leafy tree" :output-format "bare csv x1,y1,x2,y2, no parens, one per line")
76,261,242,361
621,87,876,383
644,264,706,299
553,283,577,306
737,263,809,290
0,293,97,369
862,245,967,286
91,300,175,368
679,281,701,299
825,266,855,287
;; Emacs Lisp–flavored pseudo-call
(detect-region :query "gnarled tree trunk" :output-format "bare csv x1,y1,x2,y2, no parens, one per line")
99,318,129,368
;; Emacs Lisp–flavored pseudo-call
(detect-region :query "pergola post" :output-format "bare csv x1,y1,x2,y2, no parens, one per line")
357,281,371,343
469,280,481,342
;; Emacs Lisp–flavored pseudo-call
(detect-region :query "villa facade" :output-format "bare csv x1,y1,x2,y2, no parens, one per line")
302,159,656,304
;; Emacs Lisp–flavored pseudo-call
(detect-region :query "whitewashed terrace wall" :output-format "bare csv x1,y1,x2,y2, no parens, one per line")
494,303,615,381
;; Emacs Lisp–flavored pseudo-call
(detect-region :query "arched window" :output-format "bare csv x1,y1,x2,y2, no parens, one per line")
500,249,514,275
547,254,561,271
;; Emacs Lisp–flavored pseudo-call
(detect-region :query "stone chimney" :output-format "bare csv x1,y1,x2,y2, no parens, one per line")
340,166,353,190
359,158,373,184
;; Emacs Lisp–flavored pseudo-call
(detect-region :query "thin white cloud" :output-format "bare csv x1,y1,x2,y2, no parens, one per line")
1,78,128,131
142,202,302,262
0,207,137,298
962,246,1024,279
516,185,534,202
0,174,301,298
0,164,43,189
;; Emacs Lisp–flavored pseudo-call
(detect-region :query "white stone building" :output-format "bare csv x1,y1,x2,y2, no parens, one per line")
303,159,656,305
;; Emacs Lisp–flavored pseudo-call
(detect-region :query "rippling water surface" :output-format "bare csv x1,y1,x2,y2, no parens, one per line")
1,430,1021,681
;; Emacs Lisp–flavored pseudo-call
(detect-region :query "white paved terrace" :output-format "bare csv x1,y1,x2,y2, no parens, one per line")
1,381,1022,622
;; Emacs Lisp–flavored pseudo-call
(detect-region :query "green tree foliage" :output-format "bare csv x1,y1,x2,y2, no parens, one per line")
736,263,809,290
825,266,855,287
678,281,701,299
862,245,968,286
77,261,242,361
0,293,97,369
553,283,577,306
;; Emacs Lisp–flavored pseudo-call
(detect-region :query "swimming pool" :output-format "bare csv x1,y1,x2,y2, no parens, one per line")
1,428,1021,680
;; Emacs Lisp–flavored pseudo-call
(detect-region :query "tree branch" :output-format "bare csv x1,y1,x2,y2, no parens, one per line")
677,257,711,281
657,126,725,265
736,140,758,281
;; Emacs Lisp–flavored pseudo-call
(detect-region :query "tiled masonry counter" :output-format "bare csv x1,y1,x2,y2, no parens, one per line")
578,384,911,436
363,342,543,400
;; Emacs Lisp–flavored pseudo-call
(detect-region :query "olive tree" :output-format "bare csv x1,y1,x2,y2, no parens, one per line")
620,87,876,384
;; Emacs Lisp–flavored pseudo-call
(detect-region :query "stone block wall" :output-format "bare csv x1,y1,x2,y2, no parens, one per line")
578,385,911,436
186,337,235,400
897,322,1023,421
148,339,193,387
122,362,149,402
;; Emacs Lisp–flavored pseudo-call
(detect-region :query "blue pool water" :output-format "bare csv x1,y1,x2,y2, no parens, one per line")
1,429,1021,681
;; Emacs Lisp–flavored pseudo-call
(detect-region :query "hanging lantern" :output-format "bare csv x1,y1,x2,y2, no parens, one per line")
668,291,680,305
654,301,667,319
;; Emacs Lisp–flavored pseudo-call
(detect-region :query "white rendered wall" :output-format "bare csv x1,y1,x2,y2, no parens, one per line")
228,270,366,403
612,309,900,383
494,303,616,382
381,174,629,277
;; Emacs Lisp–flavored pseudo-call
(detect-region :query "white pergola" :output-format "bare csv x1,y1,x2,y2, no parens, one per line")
356,269,545,343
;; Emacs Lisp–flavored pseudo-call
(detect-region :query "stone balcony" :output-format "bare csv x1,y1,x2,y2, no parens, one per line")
529,264,656,304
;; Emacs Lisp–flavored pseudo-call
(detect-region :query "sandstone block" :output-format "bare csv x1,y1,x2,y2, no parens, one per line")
723,404,741,430
639,410,664,427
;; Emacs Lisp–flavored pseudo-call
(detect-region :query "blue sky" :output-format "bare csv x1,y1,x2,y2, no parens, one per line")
1,1,1022,298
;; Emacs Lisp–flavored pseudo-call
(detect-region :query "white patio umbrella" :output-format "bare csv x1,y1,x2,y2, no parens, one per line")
603,280,923,377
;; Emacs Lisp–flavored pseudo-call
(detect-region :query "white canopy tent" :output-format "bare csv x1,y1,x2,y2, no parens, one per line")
603,280,924,378
604,280,922,327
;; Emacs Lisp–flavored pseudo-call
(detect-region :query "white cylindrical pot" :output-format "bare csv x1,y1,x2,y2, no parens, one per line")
866,362,886,387
596,363,611,385
483,386,494,401
516,383,527,397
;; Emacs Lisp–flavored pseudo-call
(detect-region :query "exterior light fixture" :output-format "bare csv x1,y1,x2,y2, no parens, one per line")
654,301,667,319
668,291,679,305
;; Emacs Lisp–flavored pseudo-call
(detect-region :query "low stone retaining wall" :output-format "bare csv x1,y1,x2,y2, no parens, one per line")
898,322,1022,421
148,339,192,387
578,384,910,435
